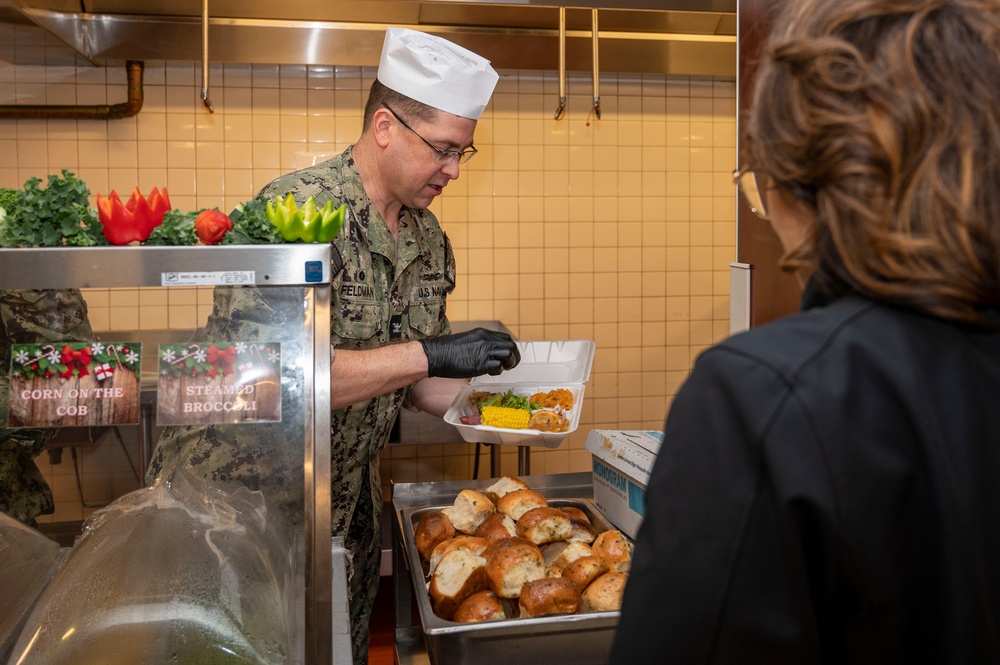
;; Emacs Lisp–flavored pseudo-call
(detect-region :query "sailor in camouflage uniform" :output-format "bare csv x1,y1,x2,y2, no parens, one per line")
0,289,93,527
148,29,518,663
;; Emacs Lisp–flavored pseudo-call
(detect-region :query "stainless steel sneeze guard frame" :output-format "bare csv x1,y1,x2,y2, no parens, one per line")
0,244,337,665
392,472,620,665
0,245,331,289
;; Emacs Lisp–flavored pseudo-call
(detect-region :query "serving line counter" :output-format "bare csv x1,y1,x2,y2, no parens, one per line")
0,245,345,665
390,472,619,665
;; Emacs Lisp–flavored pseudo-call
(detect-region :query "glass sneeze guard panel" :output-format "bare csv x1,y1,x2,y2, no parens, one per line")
0,245,333,665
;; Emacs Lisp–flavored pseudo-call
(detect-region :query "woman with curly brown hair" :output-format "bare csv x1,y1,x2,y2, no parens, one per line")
610,1,1000,662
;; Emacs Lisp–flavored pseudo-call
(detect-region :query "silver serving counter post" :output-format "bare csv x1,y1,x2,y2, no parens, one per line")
0,245,337,665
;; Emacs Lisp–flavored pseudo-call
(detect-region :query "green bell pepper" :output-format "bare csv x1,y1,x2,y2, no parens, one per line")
265,193,345,243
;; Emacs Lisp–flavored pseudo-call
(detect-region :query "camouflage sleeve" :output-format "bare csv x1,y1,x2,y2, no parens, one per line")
0,289,95,442
258,159,347,209
0,289,93,525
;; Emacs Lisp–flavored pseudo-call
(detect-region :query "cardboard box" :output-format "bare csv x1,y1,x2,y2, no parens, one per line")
585,430,664,539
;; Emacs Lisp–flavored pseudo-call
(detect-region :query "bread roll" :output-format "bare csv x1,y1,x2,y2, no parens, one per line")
441,489,496,535
592,530,634,572
562,555,610,591
559,506,592,525
481,536,535,562
474,512,518,542
566,522,597,545
540,540,570,566
485,537,546,598
515,506,575,545
548,541,593,570
518,577,583,618
484,475,530,504
556,506,597,543
581,571,627,612
428,549,489,620
428,535,490,575
452,589,507,623
414,510,456,560
496,489,548,521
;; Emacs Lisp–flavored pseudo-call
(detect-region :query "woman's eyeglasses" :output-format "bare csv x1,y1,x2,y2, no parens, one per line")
383,103,478,165
733,167,768,220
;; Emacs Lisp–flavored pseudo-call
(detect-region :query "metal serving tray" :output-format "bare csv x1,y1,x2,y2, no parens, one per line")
392,473,620,665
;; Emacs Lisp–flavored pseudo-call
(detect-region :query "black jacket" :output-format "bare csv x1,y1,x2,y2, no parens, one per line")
610,285,1000,664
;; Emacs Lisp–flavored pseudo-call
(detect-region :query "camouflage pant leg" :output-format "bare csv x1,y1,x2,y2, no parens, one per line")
344,466,382,665
0,433,54,528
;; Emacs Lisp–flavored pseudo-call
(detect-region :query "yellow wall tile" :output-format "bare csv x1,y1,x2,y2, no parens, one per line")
0,40,738,505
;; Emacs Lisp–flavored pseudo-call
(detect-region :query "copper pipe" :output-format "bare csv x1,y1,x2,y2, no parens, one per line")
0,61,144,120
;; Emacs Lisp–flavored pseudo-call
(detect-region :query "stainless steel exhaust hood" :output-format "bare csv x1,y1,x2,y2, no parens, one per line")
4,0,735,77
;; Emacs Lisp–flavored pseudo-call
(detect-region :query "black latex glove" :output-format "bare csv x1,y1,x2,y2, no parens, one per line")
420,328,521,379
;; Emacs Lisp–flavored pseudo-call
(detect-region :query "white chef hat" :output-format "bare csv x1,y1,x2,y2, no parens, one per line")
377,27,499,120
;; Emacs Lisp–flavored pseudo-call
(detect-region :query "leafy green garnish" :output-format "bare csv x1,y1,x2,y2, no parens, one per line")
504,392,533,411
0,187,18,217
223,194,284,245
0,170,105,247
145,208,202,246
477,392,504,413
473,390,540,414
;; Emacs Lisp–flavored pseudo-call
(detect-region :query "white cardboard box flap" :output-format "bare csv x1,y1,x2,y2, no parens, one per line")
585,430,663,486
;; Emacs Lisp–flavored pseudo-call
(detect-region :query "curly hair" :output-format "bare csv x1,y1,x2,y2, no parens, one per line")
744,0,1000,327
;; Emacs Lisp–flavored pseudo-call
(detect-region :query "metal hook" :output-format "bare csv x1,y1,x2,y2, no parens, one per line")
555,97,566,120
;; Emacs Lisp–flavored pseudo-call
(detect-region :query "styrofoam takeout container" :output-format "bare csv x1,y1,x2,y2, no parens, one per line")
443,339,595,448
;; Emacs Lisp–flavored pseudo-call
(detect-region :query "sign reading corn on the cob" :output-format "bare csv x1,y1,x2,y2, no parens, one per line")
462,389,574,433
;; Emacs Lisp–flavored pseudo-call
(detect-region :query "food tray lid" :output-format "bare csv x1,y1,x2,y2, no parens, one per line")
471,339,595,387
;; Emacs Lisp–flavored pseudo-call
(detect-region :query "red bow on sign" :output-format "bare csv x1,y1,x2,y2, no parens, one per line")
206,345,237,376
60,345,93,378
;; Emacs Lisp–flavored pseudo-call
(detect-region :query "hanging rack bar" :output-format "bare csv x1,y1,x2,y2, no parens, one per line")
201,0,215,113
591,8,601,121
554,7,567,120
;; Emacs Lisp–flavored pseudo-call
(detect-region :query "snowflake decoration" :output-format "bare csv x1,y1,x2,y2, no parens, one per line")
194,348,207,363
124,350,139,364
90,342,105,355
47,350,61,364
235,342,248,354
267,349,280,363
160,348,176,363
14,349,29,364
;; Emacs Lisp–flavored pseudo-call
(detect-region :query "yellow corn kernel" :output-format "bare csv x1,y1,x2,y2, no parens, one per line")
481,405,531,429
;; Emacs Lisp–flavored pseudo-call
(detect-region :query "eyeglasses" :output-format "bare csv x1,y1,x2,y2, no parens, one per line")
733,167,768,220
382,103,478,165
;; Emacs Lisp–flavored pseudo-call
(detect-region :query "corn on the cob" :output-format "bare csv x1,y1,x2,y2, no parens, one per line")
481,405,530,429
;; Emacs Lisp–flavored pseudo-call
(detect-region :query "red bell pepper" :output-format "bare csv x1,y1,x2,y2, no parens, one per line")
97,186,172,244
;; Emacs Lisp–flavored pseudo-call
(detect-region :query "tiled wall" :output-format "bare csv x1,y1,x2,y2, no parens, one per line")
0,23,737,523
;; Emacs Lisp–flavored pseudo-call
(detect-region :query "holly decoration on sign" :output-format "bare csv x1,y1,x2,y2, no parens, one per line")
158,342,280,378
11,342,142,381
